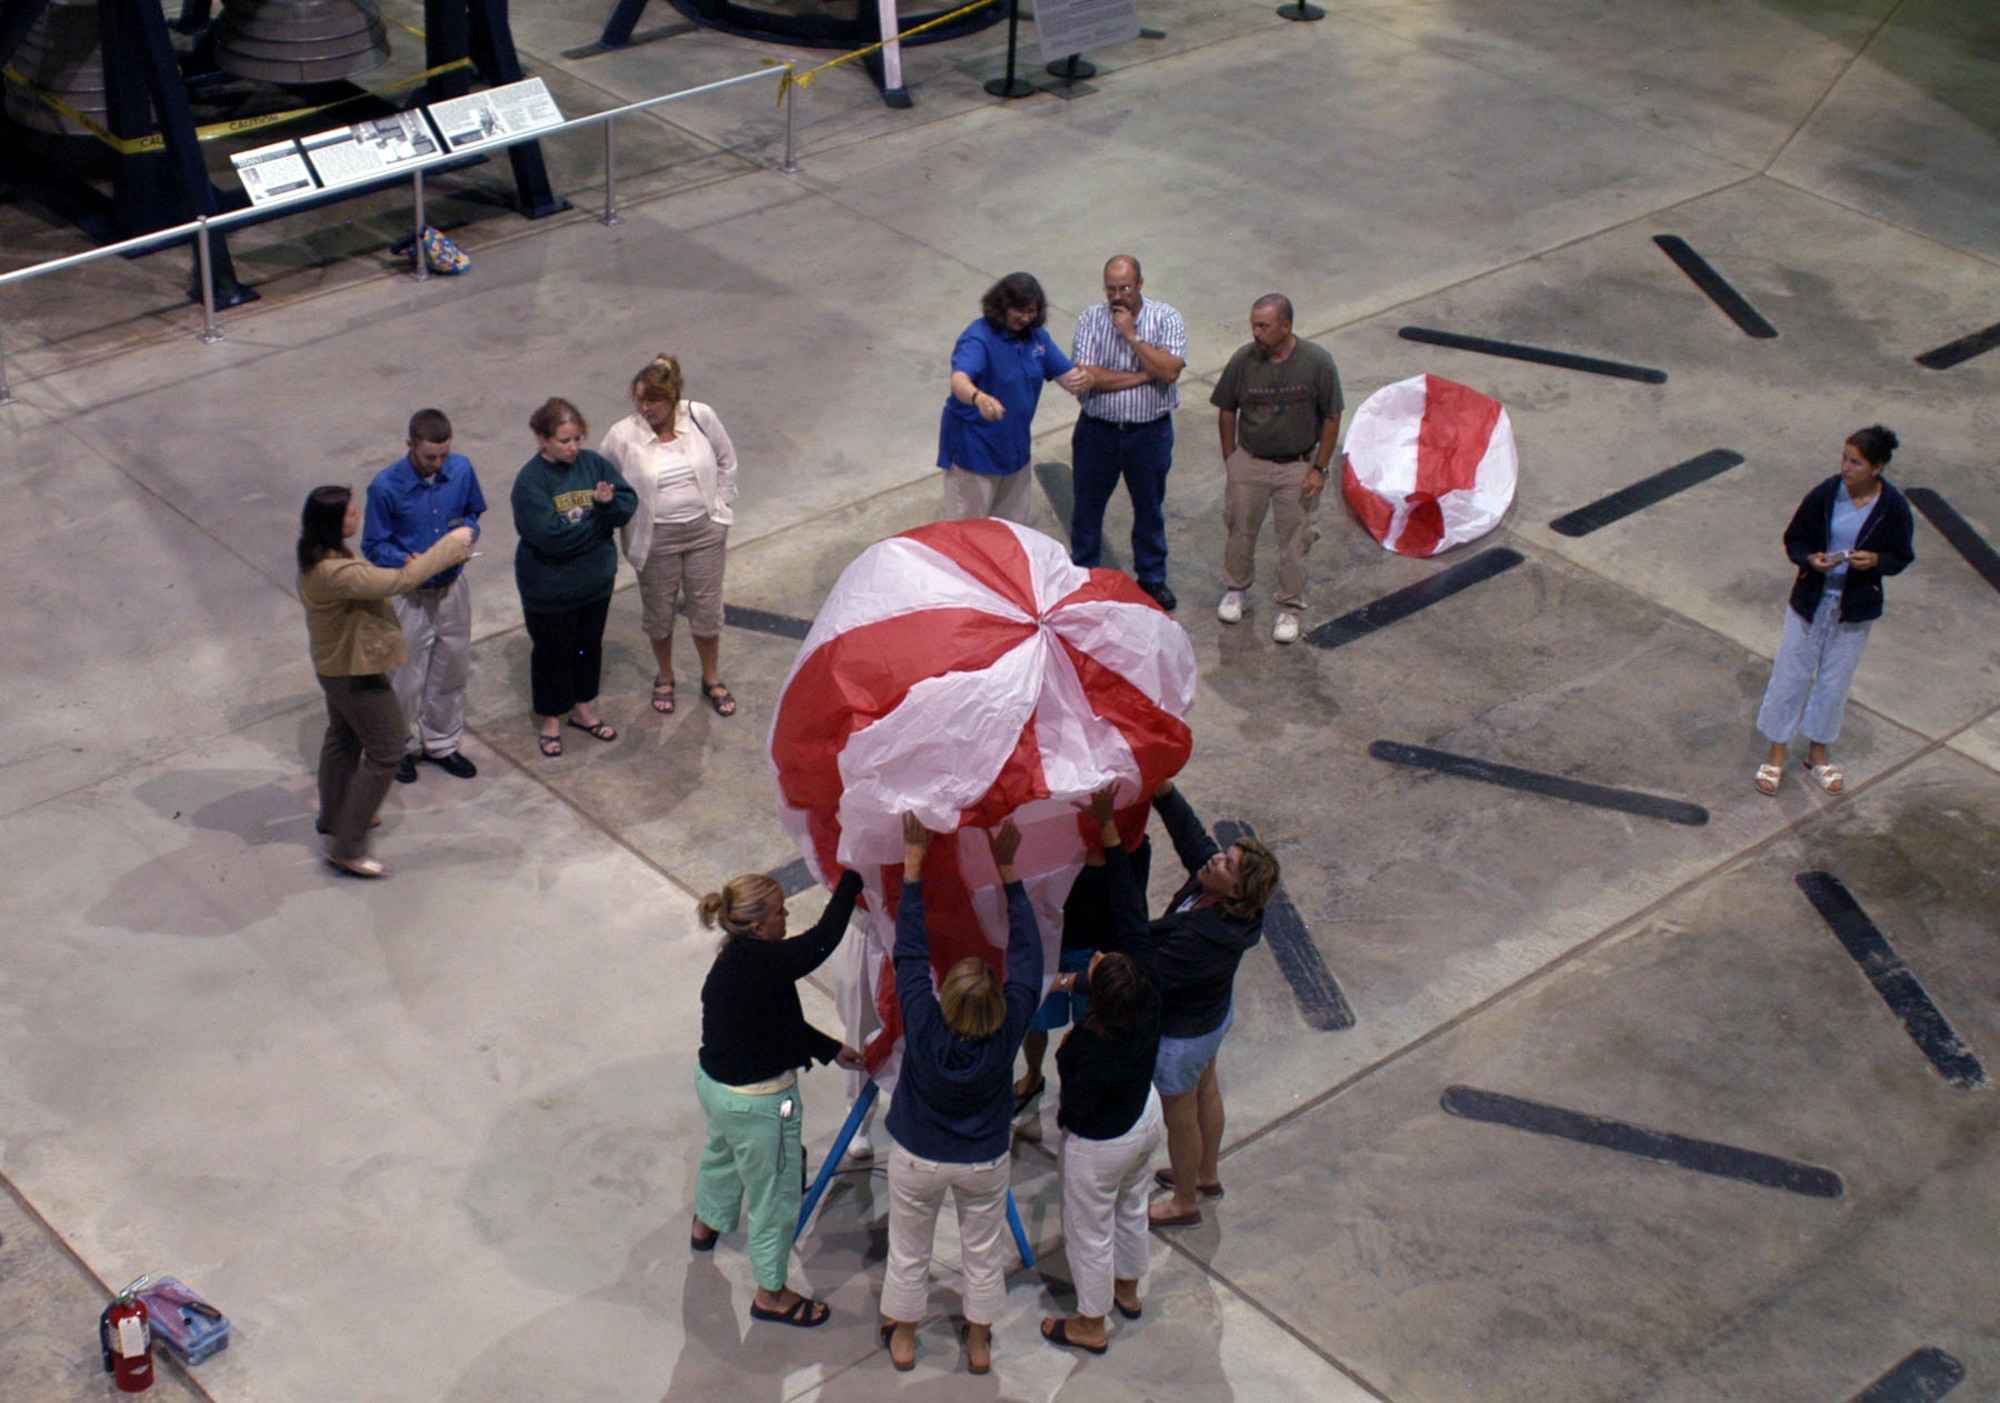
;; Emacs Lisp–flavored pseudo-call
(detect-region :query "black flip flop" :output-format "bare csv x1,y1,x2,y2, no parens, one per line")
750,1295,828,1328
1042,1319,1108,1355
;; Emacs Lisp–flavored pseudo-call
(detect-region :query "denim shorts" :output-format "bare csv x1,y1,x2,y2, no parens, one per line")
1027,948,1096,1033
1152,1001,1234,1097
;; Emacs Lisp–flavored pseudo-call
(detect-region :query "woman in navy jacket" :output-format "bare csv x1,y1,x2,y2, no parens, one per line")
1754,426,1914,795
879,814,1040,1375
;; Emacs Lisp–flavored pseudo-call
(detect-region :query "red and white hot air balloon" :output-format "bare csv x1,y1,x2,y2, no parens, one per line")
769,518,1196,1086
1342,373,1518,557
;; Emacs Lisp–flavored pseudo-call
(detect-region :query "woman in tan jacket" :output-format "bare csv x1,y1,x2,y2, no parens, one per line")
297,485,473,877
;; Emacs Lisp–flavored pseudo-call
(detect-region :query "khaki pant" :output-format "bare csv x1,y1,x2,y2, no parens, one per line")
391,579,472,759
880,1141,1012,1325
1223,447,1319,611
942,465,1035,524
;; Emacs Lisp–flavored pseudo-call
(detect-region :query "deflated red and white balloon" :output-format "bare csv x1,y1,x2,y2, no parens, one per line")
769,519,1196,1081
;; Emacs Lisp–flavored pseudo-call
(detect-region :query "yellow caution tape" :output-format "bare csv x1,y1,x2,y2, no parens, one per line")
1,57,471,155
772,0,1000,105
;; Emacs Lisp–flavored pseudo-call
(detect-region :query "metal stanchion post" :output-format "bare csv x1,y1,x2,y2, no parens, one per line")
781,69,801,175
0,329,15,407
1276,0,1325,18
195,217,226,345
983,0,1033,98
411,170,429,282
601,117,623,226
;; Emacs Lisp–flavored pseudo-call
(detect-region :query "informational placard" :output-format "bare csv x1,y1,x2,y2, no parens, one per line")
1034,0,1140,64
429,77,563,153
300,112,441,190
231,139,317,206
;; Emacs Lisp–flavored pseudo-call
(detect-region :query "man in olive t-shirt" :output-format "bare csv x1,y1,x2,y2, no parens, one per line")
1209,294,1344,644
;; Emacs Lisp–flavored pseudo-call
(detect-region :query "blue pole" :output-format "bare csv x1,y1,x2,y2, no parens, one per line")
795,1079,878,1241
1005,1189,1035,1268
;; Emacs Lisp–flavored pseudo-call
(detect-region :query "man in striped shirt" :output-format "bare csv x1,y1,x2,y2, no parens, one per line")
1068,255,1188,610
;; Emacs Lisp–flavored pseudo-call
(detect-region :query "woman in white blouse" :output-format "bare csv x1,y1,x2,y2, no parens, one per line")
601,353,741,717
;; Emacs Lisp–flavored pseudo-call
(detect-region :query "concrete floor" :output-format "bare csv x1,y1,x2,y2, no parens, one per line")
3,0,1999,1398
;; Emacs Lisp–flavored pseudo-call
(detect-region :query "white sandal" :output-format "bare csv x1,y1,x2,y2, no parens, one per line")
1754,762,1782,795
1803,761,1844,794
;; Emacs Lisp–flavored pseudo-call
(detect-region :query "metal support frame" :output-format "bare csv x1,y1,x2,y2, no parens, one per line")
0,64,790,398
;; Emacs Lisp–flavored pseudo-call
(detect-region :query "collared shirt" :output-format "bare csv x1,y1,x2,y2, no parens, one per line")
937,319,1075,477
1072,297,1187,424
361,452,487,590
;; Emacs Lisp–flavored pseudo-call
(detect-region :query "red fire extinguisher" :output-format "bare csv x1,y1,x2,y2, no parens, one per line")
99,1275,154,1393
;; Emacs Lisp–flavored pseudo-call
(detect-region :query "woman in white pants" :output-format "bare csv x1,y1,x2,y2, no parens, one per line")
1042,789,1162,1354
880,816,1041,1374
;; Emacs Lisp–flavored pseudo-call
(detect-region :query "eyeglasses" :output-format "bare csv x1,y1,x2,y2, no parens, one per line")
1105,283,1137,296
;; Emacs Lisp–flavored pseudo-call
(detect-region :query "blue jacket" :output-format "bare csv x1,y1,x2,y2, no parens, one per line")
1783,475,1913,624
886,878,1042,1163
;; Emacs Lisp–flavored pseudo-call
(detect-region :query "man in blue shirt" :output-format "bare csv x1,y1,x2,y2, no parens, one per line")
362,409,487,782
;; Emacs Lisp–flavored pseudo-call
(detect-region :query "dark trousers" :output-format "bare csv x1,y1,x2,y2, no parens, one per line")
1069,415,1174,585
316,673,404,862
524,596,612,719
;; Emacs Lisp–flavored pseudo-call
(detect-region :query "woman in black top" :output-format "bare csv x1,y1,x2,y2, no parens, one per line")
1753,425,1915,796
1131,778,1278,1229
691,868,864,1327
1041,788,1162,1355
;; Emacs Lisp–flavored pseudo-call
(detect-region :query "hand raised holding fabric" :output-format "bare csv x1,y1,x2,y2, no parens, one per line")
986,817,1022,883
902,812,934,881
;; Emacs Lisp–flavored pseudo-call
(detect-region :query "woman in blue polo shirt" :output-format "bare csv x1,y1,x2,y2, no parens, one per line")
938,272,1091,523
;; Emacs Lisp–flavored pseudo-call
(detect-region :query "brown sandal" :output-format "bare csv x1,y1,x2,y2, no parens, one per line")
702,680,736,718
651,678,676,714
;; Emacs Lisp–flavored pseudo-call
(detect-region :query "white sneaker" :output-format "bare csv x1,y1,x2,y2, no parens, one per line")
847,1129,874,1162
1273,612,1300,644
1216,590,1244,624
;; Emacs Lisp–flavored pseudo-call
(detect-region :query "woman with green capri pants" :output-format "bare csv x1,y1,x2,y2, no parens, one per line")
691,867,866,1327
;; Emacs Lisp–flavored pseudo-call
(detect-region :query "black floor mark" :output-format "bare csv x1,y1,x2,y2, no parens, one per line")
1216,819,1354,1031
1652,236,1778,338
1795,872,1988,1090
1548,450,1744,537
723,603,814,640
1398,327,1668,384
1852,1347,1966,1401
1306,548,1523,650
1915,322,2000,370
1907,487,2000,595
1440,1087,1844,1198
769,857,817,896
1369,742,1709,826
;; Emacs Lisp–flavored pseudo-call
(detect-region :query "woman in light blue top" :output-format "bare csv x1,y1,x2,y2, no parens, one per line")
1754,426,1915,796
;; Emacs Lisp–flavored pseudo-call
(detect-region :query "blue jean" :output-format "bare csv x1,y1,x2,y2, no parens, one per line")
1070,415,1173,585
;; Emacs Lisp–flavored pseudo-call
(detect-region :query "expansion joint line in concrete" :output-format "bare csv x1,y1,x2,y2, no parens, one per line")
0,1174,223,1402
1218,681,2000,1174
1763,0,1908,179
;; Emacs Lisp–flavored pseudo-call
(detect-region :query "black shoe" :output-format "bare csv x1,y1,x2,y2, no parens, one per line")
395,755,419,784
423,751,477,779
1140,579,1177,611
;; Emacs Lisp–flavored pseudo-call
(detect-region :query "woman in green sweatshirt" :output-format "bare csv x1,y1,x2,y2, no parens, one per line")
510,397,638,757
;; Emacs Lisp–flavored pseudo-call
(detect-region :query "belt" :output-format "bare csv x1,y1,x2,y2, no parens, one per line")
1250,447,1317,464
1085,415,1169,432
